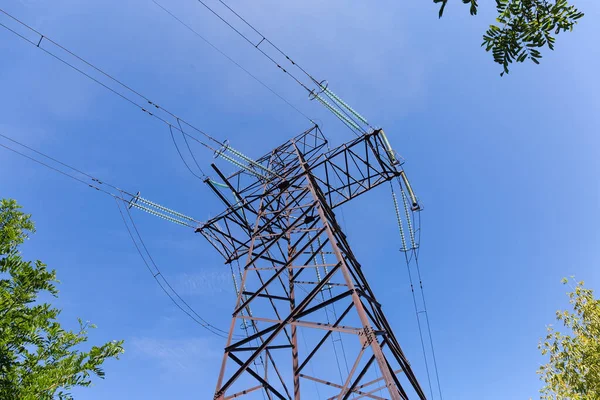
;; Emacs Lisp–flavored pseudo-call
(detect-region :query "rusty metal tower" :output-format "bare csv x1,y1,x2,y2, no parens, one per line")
0,6,435,399
199,126,426,400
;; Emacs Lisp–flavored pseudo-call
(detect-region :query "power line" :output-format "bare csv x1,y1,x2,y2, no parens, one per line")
169,125,206,181
0,132,127,199
411,213,443,400
177,118,207,177
0,8,223,152
390,180,443,399
0,131,235,338
116,197,242,339
0,7,293,182
413,258,443,400
192,0,313,93
152,0,315,125
0,5,366,160
210,0,373,135
0,131,202,227
157,0,369,135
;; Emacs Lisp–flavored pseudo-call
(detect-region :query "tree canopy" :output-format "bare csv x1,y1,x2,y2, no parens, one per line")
538,278,600,399
0,198,124,400
436,0,584,75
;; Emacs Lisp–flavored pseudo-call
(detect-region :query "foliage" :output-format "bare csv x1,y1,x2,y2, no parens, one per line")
435,0,584,75
0,199,124,400
435,0,478,18
538,278,600,399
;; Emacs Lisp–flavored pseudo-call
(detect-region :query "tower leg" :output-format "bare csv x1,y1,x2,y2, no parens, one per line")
210,136,427,400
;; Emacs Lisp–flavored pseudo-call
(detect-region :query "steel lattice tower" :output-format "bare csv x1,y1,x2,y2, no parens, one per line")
0,8,435,399
199,126,427,400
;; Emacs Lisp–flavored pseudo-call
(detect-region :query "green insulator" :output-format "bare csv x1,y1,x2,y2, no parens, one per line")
391,188,408,252
232,191,241,206
209,179,230,189
315,94,362,133
316,236,328,273
378,130,397,164
315,236,332,290
216,151,267,180
231,271,240,295
231,192,248,215
313,245,323,282
137,197,196,222
319,95,361,132
400,170,420,210
324,87,368,125
130,202,190,227
308,235,322,283
401,189,417,250
225,146,275,176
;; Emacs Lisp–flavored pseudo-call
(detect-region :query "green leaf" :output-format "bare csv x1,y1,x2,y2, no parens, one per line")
480,0,584,75
538,278,600,398
0,198,124,400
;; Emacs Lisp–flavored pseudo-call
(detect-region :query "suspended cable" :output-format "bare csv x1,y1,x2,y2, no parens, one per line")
390,184,434,398
407,205,442,400
331,207,353,377
169,125,206,180
226,262,267,400
307,235,346,384
390,179,443,399
152,0,315,125
1,5,369,152
155,0,370,134
0,8,224,153
1,130,202,229
191,0,312,92
413,257,443,400
0,132,232,337
0,134,201,230
210,0,344,95
177,118,207,177
0,133,129,200
115,198,241,339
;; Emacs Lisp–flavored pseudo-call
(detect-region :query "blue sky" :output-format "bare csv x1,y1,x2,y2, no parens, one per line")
1,0,599,399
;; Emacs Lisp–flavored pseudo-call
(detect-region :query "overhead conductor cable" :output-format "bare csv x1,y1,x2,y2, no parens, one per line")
0,133,237,338
0,8,226,153
154,0,370,135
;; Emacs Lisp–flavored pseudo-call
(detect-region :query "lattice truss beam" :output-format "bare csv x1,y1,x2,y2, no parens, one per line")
199,126,426,400
200,126,409,264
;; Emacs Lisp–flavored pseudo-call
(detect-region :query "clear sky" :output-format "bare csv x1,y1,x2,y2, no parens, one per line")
1,0,599,399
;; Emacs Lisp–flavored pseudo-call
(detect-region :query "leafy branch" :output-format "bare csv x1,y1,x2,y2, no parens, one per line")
0,199,124,400
435,0,584,75
538,278,600,399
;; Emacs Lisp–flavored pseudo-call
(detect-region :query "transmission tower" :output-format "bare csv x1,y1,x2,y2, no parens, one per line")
199,126,426,400
0,7,435,398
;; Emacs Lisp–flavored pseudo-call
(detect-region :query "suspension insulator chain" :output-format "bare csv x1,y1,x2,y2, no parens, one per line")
322,87,368,125
313,94,362,133
401,189,417,250
129,202,192,228
391,186,408,252
136,196,196,222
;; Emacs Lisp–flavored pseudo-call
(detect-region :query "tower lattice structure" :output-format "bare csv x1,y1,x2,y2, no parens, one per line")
199,126,427,400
